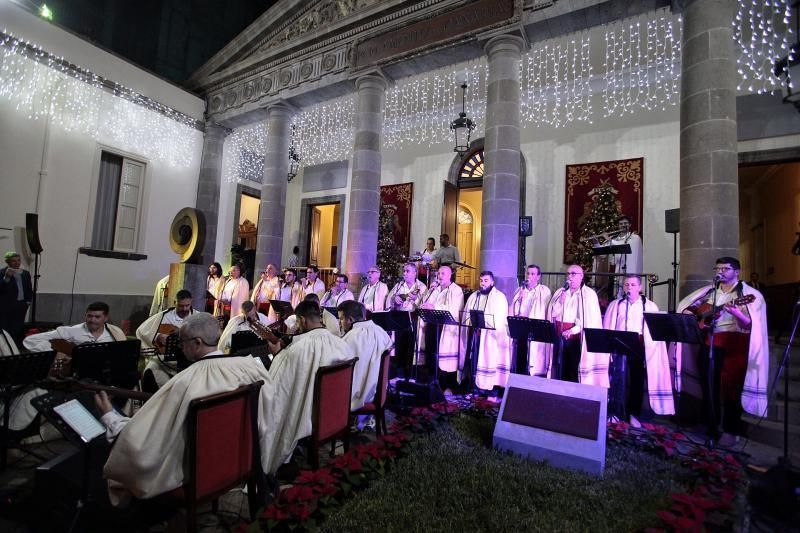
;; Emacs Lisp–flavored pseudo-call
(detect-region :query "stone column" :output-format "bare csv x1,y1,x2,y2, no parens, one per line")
344,74,387,290
679,0,738,297
481,34,524,298
255,102,293,271
196,123,227,266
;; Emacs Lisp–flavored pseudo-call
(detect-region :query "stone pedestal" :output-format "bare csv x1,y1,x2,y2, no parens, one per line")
344,74,387,291
168,263,207,311
679,0,738,297
481,34,524,298
255,103,293,271
196,124,227,266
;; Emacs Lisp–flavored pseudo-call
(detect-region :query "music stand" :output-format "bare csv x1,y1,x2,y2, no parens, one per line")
323,306,339,318
643,312,704,346
417,309,459,386
592,243,632,297
231,330,264,353
584,328,643,421
370,310,413,333
507,317,555,375
0,350,56,469
269,300,294,320
461,310,496,391
70,339,141,391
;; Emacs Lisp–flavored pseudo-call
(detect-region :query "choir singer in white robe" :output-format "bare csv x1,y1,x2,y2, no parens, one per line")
136,289,198,388
417,265,464,386
357,266,389,313
463,271,511,392
603,275,675,423
509,264,551,376
337,300,393,410
215,264,250,326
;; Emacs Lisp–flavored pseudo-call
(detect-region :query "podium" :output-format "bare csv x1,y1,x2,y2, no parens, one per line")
461,309,495,391
584,328,643,421
507,317,555,375
417,309,459,386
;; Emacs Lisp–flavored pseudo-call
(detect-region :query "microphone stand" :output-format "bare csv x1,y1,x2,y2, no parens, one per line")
705,277,721,448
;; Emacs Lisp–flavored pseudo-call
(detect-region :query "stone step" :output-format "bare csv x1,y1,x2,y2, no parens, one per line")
742,415,800,453
775,378,800,402
763,399,800,423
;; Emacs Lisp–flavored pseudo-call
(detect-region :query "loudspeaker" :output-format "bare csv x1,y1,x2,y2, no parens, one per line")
493,374,607,475
519,216,533,237
664,208,680,234
25,213,43,254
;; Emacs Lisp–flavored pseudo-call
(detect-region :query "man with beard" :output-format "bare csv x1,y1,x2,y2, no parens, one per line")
463,271,511,394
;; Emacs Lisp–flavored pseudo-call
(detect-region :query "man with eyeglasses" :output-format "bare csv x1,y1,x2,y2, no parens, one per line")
677,257,768,448
251,264,281,319
301,266,326,299
320,274,354,308
96,312,270,508
545,264,604,385
215,264,250,328
357,266,388,313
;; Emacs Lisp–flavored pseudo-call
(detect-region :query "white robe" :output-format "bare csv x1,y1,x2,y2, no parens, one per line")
509,284,552,376
102,353,271,506
463,287,511,390
676,283,769,417
218,312,271,353
342,321,393,409
357,282,389,313
136,308,197,388
545,286,607,387
261,328,354,474
386,279,426,312
149,275,169,316
284,310,341,337
23,322,127,353
301,278,326,299
252,277,281,321
0,329,45,430
417,283,464,372
320,289,354,309
215,277,250,318
610,232,643,275
277,281,303,310
603,297,675,415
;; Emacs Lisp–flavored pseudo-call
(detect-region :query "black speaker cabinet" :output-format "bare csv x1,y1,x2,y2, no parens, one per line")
664,209,680,234
25,212,43,254
519,216,533,237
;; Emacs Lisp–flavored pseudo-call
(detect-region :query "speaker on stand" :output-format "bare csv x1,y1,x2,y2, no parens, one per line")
664,209,679,313
25,213,43,324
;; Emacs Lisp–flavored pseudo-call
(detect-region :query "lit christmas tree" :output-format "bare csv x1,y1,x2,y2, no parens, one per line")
376,206,405,287
569,183,622,271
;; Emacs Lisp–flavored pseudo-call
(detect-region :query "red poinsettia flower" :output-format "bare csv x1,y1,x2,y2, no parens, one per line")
287,502,314,522
280,484,316,504
329,452,363,472
354,443,382,461
262,504,289,521
296,467,339,486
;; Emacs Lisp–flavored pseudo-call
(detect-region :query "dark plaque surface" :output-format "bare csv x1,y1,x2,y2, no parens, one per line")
355,0,514,68
502,387,600,441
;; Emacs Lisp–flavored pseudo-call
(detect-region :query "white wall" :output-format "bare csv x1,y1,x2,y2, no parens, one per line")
0,3,204,296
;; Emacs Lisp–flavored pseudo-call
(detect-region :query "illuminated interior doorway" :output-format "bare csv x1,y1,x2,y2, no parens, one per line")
307,202,341,268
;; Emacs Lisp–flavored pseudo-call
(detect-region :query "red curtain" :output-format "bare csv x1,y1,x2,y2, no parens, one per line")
380,183,414,257
563,157,644,264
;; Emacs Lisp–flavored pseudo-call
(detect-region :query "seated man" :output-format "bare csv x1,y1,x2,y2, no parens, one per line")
285,294,341,337
24,301,126,355
218,300,272,353
136,289,198,388
261,300,353,474
337,300,393,410
97,313,271,506
0,329,45,431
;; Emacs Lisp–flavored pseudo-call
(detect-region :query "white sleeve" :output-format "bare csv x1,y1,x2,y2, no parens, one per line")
23,328,63,352
101,410,131,442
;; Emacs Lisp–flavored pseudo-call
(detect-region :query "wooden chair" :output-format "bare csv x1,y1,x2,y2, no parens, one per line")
307,358,357,470
351,350,391,436
174,380,264,533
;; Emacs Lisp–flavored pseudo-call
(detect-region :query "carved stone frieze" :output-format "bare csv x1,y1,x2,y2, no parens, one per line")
259,0,382,52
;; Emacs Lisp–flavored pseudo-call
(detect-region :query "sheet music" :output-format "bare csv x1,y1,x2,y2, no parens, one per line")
53,399,105,443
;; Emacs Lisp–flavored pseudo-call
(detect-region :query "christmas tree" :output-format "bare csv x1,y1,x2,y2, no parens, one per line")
376,206,405,287
569,183,622,271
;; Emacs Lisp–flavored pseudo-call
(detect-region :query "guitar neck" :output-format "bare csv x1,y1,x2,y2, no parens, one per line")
41,378,153,402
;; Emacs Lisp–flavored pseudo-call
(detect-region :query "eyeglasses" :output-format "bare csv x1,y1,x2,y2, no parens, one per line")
367,270,379,274
566,272,582,277
306,270,314,273
713,267,734,272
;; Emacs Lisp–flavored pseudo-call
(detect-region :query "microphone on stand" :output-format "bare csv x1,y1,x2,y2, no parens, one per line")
563,280,569,291
713,274,722,288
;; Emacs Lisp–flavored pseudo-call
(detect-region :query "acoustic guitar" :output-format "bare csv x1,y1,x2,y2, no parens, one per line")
153,324,179,354
686,294,755,330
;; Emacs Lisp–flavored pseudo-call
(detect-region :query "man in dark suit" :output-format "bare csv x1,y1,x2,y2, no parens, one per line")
0,251,33,343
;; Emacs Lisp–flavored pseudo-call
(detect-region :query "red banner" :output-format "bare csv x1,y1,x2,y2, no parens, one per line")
380,183,414,257
563,157,644,264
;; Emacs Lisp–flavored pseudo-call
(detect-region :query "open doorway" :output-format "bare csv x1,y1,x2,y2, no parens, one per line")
306,202,341,268
457,189,482,288
232,186,260,284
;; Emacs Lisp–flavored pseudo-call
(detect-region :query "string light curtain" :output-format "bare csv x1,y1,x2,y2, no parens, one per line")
0,32,200,168
222,122,269,184
733,0,794,94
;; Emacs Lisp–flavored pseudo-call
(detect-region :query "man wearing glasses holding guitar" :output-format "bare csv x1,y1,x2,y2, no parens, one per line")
677,257,768,448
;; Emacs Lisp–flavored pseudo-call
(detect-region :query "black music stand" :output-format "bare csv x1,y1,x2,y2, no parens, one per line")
0,350,56,469
269,300,294,320
370,310,413,334
461,310,496,392
507,317,555,376
231,330,264,353
323,306,339,318
31,391,109,533
417,309,459,387
592,243,632,298
584,328,643,422
70,339,141,391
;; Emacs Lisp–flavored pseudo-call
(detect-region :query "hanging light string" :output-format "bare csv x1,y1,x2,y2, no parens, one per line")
222,121,270,184
0,30,201,167
733,0,794,94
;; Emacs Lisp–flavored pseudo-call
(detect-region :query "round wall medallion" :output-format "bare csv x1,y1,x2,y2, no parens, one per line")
262,77,273,93
322,54,336,71
210,95,223,111
300,63,313,79
224,90,237,107
280,70,292,86
243,82,255,99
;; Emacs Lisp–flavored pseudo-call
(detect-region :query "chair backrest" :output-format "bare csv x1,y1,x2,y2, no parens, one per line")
185,381,264,502
313,358,357,442
374,350,391,409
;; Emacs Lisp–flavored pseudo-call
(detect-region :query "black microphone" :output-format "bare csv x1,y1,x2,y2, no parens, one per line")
563,280,569,291
713,274,722,288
